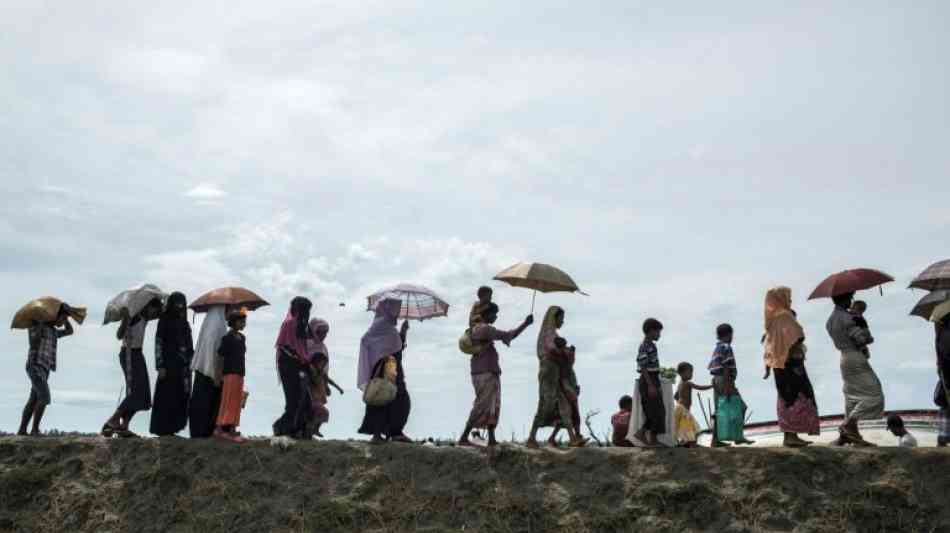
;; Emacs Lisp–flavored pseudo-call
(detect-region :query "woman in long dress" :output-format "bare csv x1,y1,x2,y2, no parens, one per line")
101,298,163,438
935,316,950,447
357,298,412,444
762,287,819,447
526,306,585,448
149,292,194,436
189,305,228,438
273,297,313,438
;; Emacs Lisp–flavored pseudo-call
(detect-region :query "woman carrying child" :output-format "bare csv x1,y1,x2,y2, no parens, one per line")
763,287,820,447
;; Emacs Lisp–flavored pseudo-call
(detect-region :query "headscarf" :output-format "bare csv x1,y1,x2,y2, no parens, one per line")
192,305,228,383
536,306,563,360
307,318,330,358
157,292,193,359
275,297,312,362
357,298,403,390
763,287,805,369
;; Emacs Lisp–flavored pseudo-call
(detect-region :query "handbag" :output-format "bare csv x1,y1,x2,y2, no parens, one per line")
362,356,398,406
458,328,486,356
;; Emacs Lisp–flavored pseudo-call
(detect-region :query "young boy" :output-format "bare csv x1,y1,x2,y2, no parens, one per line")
469,286,494,328
634,318,665,446
887,414,918,448
611,395,634,447
19,305,74,436
674,362,712,447
708,324,753,446
547,336,582,445
849,300,872,357
215,309,248,444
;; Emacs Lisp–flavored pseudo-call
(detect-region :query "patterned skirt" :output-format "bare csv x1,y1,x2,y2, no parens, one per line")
467,372,501,429
939,408,950,440
777,394,820,435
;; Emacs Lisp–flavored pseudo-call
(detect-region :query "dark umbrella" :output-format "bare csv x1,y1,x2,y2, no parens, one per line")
909,259,950,291
189,287,269,313
807,268,894,300
909,290,950,320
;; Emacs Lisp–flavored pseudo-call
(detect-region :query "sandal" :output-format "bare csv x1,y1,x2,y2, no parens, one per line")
101,423,118,438
569,437,589,448
524,440,540,450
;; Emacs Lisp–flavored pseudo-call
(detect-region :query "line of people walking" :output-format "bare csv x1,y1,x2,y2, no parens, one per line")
15,284,950,449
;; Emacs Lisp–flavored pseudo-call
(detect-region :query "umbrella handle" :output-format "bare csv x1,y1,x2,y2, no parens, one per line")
531,290,536,314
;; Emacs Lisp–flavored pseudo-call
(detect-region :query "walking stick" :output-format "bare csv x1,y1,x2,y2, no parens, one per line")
697,392,711,430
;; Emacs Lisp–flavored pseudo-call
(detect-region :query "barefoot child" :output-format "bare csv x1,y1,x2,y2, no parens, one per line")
547,336,582,445
674,362,712,447
19,304,75,436
887,414,918,448
469,286,494,328
634,318,666,446
709,324,754,446
214,309,248,443
306,318,344,438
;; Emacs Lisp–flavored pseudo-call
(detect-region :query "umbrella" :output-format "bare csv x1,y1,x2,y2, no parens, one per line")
931,300,950,323
189,287,270,313
910,290,950,320
103,284,166,325
11,297,87,329
807,268,894,300
366,283,449,321
493,262,587,311
909,259,950,291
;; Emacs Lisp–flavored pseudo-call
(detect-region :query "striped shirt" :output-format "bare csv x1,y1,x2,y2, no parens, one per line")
708,342,737,377
637,339,659,373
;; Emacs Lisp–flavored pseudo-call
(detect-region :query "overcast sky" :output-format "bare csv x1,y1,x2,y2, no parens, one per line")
1,1,948,440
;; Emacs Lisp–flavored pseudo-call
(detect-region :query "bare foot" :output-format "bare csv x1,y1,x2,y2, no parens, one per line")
525,440,540,449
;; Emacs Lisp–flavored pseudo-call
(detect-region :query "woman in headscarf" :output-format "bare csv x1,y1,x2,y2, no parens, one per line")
101,298,164,438
189,305,229,438
825,291,883,446
149,292,194,436
762,287,819,447
357,297,412,444
305,318,339,438
273,297,313,438
526,306,586,449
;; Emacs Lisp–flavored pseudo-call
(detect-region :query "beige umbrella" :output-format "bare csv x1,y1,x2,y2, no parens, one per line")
11,297,87,329
931,299,950,323
493,262,587,311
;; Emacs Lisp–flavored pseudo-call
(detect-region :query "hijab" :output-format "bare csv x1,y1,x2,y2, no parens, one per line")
536,306,563,360
763,287,805,369
192,305,228,383
275,297,312,362
156,292,193,359
357,298,403,390
307,318,330,358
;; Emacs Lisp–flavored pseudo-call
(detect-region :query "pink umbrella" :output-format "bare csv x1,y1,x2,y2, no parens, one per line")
366,284,449,321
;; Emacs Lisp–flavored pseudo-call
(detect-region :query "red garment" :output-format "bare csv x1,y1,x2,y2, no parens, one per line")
611,410,632,446
216,374,245,427
776,394,820,435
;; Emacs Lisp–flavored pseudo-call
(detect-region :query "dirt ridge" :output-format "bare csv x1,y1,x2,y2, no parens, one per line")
0,438,948,533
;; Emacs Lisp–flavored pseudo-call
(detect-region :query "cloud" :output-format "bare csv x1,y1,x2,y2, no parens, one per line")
184,184,228,200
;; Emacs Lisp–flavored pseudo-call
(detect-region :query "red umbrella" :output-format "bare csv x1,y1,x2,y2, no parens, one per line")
807,268,894,300
189,287,269,313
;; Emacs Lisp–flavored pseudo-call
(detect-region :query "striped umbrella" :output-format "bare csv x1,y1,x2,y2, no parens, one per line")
366,284,449,321
909,259,950,291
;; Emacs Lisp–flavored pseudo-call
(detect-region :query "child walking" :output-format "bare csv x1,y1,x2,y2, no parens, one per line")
709,324,754,446
673,362,712,447
215,309,248,444
634,318,665,446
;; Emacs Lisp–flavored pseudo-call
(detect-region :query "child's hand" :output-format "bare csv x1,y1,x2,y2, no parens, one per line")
763,366,771,380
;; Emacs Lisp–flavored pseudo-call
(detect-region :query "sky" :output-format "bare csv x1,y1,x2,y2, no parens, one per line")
1,1,948,440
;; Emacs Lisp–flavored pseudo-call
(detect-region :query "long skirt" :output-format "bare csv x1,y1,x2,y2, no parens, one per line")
840,349,884,423
273,354,308,437
638,372,666,434
150,365,190,436
216,374,244,427
358,357,411,438
466,372,501,429
531,358,572,428
118,348,151,415
774,362,820,435
673,402,700,444
938,408,950,441
189,372,221,438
